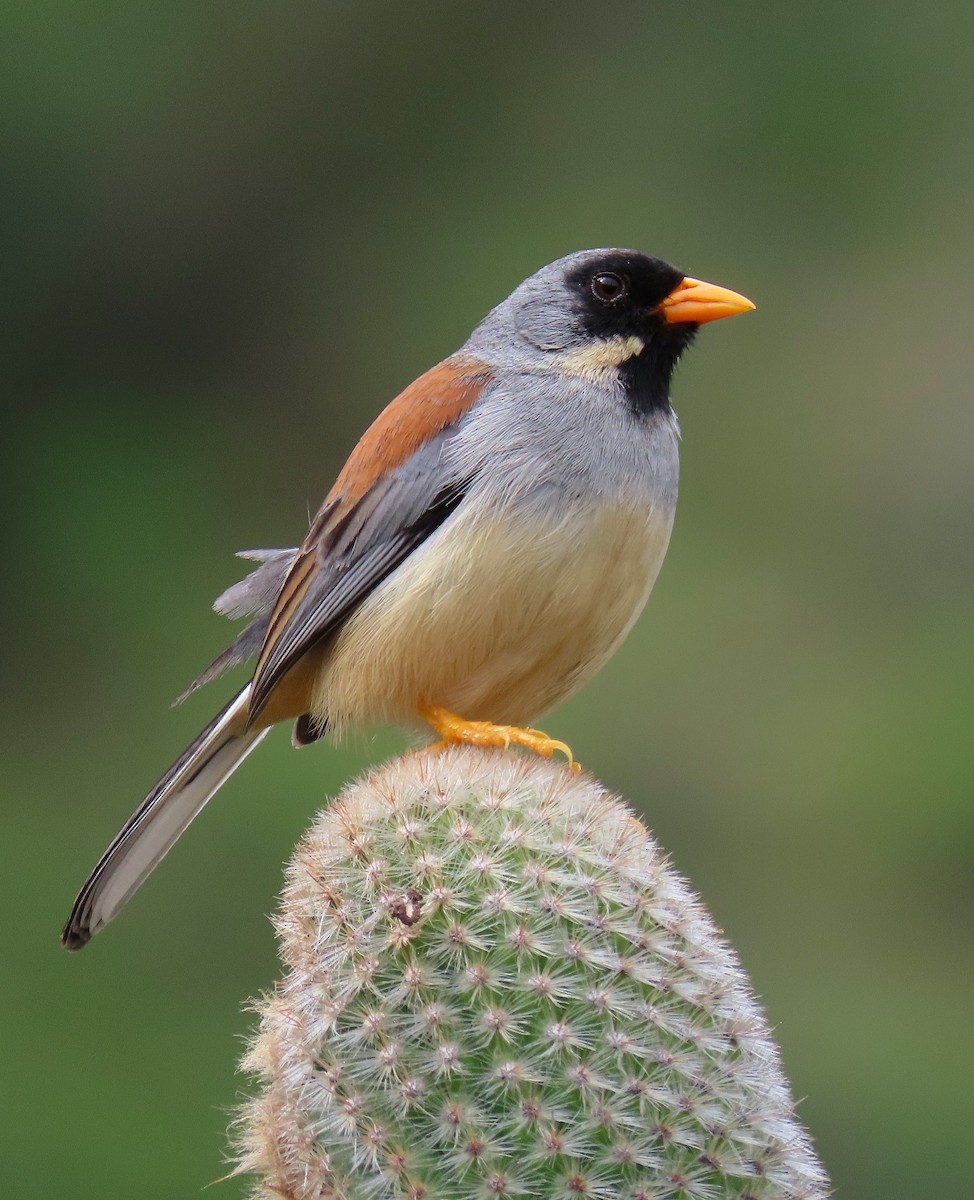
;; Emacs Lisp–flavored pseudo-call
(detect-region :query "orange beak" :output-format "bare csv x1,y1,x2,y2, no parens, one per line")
658,276,756,325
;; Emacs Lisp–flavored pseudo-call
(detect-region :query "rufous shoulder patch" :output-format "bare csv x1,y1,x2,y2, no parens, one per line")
329,355,493,507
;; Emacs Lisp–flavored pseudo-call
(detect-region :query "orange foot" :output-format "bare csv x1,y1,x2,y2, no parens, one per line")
417,701,579,772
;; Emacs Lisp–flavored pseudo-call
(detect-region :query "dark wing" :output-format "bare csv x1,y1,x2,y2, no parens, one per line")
247,356,493,722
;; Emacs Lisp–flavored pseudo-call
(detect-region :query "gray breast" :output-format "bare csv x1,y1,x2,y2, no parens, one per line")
449,369,680,521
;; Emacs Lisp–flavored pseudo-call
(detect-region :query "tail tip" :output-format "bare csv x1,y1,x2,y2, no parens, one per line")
61,916,94,952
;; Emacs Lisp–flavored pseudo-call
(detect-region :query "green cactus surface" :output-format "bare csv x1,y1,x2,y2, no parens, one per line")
236,747,829,1200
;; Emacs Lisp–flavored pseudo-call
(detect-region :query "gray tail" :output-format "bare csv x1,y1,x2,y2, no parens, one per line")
62,685,268,949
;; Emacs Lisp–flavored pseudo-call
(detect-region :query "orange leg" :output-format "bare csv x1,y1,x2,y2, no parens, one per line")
417,700,579,772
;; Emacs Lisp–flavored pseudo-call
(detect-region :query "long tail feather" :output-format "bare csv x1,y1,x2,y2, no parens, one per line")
62,685,268,949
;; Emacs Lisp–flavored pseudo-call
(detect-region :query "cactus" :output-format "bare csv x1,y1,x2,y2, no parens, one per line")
235,746,829,1200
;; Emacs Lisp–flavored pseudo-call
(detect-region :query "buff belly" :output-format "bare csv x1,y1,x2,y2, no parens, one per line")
310,497,675,733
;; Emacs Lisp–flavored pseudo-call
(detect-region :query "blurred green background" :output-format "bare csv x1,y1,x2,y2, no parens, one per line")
3,2,972,1196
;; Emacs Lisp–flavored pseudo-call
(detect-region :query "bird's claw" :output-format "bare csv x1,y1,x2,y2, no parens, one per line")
417,701,579,772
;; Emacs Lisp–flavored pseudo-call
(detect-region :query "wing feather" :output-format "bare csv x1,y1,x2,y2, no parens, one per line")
247,357,492,721
172,548,299,704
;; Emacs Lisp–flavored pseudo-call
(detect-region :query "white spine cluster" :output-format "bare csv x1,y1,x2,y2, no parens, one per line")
235,746,829,1200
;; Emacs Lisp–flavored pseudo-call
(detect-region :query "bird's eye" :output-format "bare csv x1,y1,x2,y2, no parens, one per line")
591,272,628,303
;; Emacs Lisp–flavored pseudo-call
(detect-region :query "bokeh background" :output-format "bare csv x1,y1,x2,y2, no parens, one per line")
3,3,972,1196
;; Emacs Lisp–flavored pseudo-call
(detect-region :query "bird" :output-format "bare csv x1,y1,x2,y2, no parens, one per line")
61,248,754,949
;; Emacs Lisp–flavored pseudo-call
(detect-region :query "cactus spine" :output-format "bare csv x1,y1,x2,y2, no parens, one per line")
236,747,829,1200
